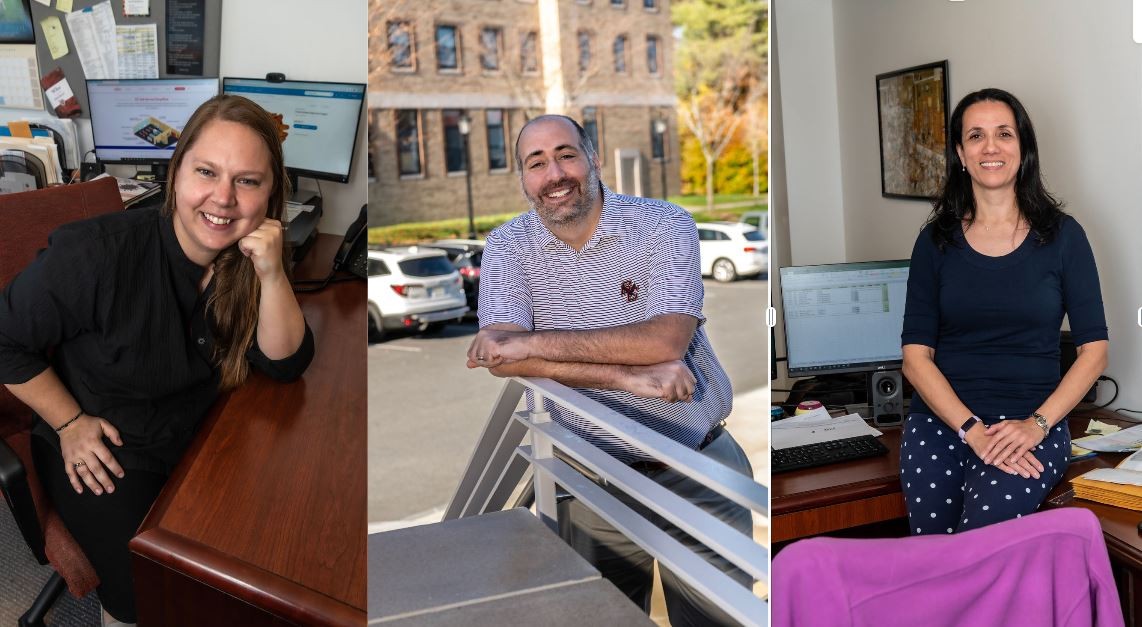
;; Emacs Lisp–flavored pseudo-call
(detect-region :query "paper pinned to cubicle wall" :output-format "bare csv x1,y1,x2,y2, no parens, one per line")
116,24,158,78
40,16,69,60
65,1,118,79
0,45,43,110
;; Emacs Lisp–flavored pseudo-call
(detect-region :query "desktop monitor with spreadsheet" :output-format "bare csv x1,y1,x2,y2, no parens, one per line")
222,77,366,184
87,78,220,173
779,260,910,378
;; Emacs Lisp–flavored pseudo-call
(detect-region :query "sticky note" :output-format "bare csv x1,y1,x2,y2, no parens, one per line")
57,0,73,13
41,16,70,60
8,121,33,138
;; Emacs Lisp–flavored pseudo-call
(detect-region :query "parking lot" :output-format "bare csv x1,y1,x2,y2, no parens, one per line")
368,277,768,528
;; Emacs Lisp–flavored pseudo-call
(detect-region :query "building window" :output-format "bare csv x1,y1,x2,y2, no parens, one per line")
578,31,591,73
395,110,423,177
520,31,539,74
442,109,468,173
582,107,600,157
368,110,379,180
646,35,660,75
650,118,666,161
643,0,657,8
613,35,628,74
387,21,415,71
611,0,625,7
436,25,461,71
480,27,503,71
486,109,509,171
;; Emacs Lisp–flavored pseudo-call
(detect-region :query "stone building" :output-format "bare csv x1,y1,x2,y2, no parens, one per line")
368,0,679,226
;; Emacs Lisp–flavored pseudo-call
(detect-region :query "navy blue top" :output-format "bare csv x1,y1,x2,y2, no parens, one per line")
901,216,1107,419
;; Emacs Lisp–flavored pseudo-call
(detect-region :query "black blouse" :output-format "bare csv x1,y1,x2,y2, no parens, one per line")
0,208,314,473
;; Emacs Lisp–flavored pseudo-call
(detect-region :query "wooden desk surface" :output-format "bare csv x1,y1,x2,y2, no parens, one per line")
1046,409,1142,573
771,426,905,542
129,234,366,626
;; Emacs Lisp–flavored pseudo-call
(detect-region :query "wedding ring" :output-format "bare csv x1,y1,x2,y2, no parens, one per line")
73,461,86,469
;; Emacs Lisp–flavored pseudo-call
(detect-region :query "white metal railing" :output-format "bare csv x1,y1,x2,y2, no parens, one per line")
445,377,769,627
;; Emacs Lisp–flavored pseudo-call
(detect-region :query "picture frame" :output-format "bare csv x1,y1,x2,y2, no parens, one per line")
876,60,950,200
0,0,35,45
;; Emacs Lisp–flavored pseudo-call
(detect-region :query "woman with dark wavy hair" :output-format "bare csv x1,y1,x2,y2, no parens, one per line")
898,88,1108,535
0,95,313,624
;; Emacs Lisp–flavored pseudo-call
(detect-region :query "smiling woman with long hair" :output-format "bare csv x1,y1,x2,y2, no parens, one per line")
899,88,1108,535
0,95,314,625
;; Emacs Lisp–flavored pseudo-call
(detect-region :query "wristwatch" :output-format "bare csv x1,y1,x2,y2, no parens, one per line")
958,415,982,443
1031,412,1050,436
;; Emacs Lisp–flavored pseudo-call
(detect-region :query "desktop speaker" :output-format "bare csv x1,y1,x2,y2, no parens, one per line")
871,370,904,427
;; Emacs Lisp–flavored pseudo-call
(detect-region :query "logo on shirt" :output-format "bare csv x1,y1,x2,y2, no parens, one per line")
621,280,639,303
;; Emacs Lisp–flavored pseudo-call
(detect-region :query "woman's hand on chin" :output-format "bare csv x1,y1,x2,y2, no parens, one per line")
239,218,286,282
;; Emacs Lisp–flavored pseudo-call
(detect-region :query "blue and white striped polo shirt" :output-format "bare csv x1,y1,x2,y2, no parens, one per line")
478,185,733,462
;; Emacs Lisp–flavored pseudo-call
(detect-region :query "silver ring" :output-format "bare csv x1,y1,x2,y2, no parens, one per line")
477,355,486,361
73,461,86,469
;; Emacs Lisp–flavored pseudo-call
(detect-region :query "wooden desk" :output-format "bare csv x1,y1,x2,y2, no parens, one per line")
129,234,366,626
772,427,906,543
1044,410,1142,626
772,408,1129,544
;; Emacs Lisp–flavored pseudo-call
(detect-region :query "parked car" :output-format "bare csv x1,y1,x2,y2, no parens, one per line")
696,221,767,282
367,246,469,342
426,239,484,315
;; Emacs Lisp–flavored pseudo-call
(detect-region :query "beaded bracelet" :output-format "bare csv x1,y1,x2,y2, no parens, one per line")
54,410,84,433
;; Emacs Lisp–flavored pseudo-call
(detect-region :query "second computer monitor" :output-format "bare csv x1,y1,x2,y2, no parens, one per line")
222,77,366,184
779,260,910,378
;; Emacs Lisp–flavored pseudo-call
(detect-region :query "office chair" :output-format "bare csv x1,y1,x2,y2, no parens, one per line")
0,177,125,627
771,507,1123,627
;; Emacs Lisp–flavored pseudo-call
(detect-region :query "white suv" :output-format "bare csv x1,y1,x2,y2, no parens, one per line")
696,221,768,282
367,247,469,342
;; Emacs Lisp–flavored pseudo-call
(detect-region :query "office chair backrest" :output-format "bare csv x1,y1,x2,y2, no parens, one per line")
0,177,124,431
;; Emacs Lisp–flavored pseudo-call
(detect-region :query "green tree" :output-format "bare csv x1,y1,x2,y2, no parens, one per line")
673,0,767,210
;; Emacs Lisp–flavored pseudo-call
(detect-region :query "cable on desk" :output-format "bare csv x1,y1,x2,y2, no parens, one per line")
1113,408,1142,421
292,273,358,293
1095,375,1117,409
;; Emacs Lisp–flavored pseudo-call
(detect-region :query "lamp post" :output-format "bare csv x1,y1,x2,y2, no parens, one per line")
654,118,669,201
458,114,476,239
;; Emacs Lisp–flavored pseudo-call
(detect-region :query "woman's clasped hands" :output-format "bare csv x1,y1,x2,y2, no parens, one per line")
964,418,1046,479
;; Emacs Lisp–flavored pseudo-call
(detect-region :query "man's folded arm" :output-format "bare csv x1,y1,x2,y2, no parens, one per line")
531,313,697,365
471,314,698,367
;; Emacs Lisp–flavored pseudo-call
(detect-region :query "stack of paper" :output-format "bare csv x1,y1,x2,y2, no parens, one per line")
91,173,161,206
1073,449,1142,511
772,407,883,450
1070,422,1142,453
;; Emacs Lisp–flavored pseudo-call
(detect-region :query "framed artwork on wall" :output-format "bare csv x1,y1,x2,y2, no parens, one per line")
876,60,949,200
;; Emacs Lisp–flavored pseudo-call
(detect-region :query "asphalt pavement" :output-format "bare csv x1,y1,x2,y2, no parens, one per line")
368,277,768,528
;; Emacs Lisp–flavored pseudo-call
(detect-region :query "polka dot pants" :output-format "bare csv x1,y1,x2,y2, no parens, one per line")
899,413,1070,536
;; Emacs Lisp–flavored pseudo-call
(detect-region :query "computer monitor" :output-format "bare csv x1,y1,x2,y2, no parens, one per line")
221,77,366,185
779,260,909,378
87,78,220,179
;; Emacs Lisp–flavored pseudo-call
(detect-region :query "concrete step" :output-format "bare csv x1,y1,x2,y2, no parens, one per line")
369,508,653,625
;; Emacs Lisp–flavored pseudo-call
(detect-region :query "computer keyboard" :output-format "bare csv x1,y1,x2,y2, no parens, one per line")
773,435,889,473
